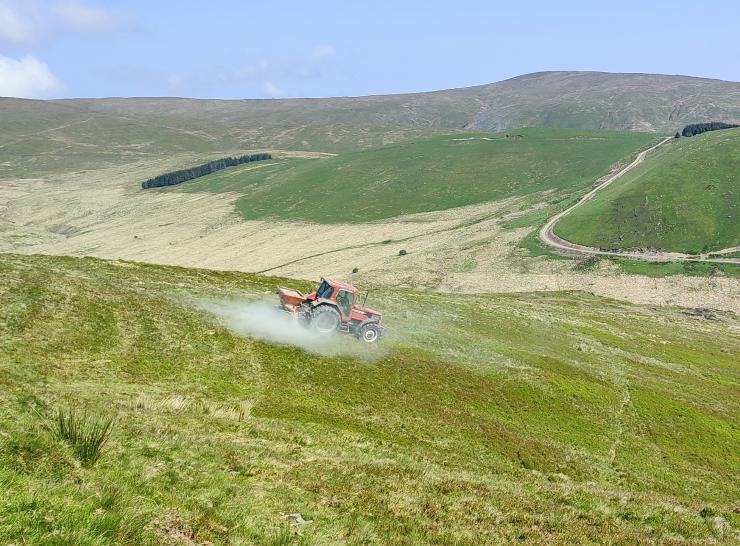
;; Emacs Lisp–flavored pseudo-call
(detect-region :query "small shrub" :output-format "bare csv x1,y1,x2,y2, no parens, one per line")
261,529,293,546
398,249,407,256
352,267,359,274
516,450,533,470
699,506,715,519
98,483,125,510
572,255,601,272
48,407,115,466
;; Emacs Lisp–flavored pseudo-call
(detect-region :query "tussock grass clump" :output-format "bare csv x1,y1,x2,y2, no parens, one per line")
572,255,601,272
47,407,115,466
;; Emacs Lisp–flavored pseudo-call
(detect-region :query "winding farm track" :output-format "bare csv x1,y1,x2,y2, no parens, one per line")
539,137,740,265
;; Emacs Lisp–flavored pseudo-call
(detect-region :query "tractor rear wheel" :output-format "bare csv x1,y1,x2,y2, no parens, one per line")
310,305,340,335
358,323,381,343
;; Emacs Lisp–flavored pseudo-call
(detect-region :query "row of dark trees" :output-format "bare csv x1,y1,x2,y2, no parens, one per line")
142,153,272,189
680,122,739,138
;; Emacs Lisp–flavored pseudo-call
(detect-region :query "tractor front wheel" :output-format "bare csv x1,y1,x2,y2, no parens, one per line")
358,323,381,343
310,305,340,335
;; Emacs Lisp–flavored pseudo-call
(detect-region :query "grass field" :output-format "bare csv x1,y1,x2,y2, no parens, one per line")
175,129,658,223
1,253,737,544
607,258,740,278
556,128,740,254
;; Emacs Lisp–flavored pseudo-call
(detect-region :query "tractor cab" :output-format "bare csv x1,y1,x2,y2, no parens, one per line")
313,279,356,317
309,279,381,321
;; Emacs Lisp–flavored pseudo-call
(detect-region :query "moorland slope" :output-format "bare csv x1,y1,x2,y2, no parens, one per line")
174,129,658,223
1,70,738,310
2,71,739,178
1,253,738,544
555,128,740,254
57,71,740,136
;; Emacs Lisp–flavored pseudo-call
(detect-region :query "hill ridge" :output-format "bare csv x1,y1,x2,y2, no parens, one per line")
1,70,733,137
21,70,737,101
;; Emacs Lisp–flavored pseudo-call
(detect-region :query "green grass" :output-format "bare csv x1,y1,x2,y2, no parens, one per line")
47,407,115,467
175,129,658,223
516,229,555,257
607,257,740,278
556,128,740,254
0,253,738,544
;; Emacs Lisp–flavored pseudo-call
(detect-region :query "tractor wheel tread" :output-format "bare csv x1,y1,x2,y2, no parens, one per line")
358,323,381,343
310,305,341,335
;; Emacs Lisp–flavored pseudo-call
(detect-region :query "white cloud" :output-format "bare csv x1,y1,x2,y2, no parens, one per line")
0,1,128,44
54,1,121,32
296,44,337,78
167,73,184,89
312,45,336,60
0,2,36,43
262,81,287,98
104,47,337,98
0,54,60,98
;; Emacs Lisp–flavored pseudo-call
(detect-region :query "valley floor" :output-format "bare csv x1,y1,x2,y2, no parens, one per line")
1,155,738,314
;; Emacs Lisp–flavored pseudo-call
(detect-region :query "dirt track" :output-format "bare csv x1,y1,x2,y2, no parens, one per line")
539,137,740,265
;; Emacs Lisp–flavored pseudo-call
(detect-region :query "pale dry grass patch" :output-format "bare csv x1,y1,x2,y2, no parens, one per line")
3,161,738,313
202,399,254,421
129,393,254,421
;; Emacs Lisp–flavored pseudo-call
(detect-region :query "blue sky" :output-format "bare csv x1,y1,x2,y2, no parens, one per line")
0,0,738,99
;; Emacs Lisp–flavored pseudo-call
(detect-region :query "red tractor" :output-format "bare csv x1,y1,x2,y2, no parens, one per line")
277,278,384,342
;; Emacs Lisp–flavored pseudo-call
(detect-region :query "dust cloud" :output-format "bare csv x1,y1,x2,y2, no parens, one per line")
197,299,386,358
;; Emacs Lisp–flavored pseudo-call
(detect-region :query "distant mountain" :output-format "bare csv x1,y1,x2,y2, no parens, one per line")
459,71,740,132
52,71,740,134
2,72,739,170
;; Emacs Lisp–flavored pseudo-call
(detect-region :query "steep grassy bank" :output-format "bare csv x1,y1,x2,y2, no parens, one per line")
0,253,738,544
556,128,740,253
176,129,658,223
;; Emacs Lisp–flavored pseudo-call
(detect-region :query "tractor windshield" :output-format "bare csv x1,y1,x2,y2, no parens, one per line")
336,290,353,316
317,281,334,299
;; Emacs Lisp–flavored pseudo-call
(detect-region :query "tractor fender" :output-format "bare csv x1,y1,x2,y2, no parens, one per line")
357,317,384,335
309,299,339,313
306,301,341,321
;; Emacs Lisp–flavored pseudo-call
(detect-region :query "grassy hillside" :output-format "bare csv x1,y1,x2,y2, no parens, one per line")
0,99,250,179
175,129,658,223
2,71,739,179
1,253,738,544
556,128,740,253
